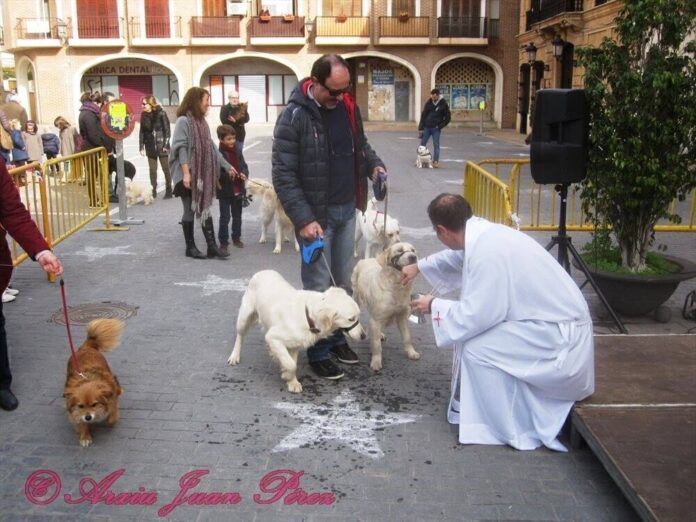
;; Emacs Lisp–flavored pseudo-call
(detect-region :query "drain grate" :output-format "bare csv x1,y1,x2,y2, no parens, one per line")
50,301,138,325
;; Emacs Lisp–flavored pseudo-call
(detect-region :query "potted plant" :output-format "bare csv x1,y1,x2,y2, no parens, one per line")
575,0,696,317
398,12,410,23
282,14,295,23
335,11,347,23
259,8,271,22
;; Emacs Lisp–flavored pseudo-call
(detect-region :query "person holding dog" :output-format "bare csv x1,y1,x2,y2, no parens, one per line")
216,125,249,255
219,91,250,151
170,87,236,260
404,193,594,451
272,54,387,380
0,156,63,411
418,88,451,168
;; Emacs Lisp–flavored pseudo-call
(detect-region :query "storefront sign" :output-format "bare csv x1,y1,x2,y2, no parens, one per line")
86,62,171,76
372,69,394,85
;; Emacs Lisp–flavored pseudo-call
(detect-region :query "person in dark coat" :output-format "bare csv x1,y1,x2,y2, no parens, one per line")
216,125,249,255
418,88,451,168
0,156,63,411
41,126,61,176
272,54,386,380
78,91,115,205
139,95,172,199
219,91,250,150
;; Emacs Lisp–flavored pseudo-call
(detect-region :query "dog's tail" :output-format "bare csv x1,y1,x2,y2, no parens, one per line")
85,319,124,352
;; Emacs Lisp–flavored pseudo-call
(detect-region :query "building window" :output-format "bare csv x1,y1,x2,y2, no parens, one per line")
258,0,294,15
322,0,362,16
393,0,415,16
268,74,298,105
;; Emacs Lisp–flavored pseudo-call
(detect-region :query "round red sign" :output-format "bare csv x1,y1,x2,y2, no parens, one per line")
100,100,135,140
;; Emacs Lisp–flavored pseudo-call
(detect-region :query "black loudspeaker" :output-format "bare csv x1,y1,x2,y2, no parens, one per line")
530,89,588,184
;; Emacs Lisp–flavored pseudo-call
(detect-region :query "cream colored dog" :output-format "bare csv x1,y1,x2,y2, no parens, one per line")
246,179,299,254
351,242,419,371
124,178,154,206
415,145,434,168
354,198,401,259
227,270,365,393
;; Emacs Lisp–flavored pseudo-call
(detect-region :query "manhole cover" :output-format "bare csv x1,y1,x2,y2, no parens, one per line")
50,302,138,325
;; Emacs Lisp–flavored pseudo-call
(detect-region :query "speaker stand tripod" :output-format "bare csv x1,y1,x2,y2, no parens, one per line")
545,183,628,334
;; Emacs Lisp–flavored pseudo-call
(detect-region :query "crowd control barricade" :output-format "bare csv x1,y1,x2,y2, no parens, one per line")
466,159,695,233
7,148,115,280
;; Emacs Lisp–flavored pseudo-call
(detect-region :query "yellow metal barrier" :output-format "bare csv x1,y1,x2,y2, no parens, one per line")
8,148,116,275
463,161,514,227
471,159,695,232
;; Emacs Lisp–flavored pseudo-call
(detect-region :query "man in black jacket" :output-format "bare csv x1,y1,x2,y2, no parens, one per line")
272,54,386,380
418,88,451,168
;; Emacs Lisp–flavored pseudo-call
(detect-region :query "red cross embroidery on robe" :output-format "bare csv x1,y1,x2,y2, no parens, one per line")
433,312,442,326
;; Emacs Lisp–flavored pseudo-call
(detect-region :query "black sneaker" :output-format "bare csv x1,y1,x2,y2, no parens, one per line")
308,359,345,380
330,343,359,364
0,388,19,411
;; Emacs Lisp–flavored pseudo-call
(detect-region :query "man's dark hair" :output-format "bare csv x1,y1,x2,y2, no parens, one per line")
431,89,440,96
311,54,350,85
217,124,236,140
427,193,473,232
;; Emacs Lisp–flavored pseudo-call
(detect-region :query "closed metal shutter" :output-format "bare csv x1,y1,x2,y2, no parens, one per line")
238,75,267,123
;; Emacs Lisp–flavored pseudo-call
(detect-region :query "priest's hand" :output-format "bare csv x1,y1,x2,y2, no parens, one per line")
410,294,434,315
401,263,419,286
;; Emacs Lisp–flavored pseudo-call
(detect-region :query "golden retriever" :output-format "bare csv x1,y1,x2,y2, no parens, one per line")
351,242,419,371
227,270,365,393
354,198,401,259
63,319,124,447
246,179,299,254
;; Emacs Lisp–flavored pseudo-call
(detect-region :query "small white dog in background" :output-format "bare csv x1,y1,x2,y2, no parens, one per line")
354,198,401,259
415,145,433,169
351,242,420,371
246,179,299,254
124,178,154,206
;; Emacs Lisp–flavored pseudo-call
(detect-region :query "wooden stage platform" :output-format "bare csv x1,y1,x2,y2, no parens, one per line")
571,334,696,522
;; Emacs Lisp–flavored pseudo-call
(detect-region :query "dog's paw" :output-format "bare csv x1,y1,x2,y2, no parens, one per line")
287,380,303,393
80,437,92,448
259,237,267,244
406,349,421,361
272,246,281,254
370,356,383,372
227,353,240,366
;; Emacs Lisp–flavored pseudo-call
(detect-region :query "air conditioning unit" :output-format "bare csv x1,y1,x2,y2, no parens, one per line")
227,1,248,16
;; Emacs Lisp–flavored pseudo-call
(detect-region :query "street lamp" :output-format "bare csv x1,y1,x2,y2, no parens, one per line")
552,33,565,61
525,42,537,64
304,17,315,35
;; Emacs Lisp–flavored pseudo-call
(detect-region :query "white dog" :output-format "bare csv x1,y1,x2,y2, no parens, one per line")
124,178,154,206
246,179,299,254
415,145,433,169
351,242,419,371
227,270,365,393
354,198,401,259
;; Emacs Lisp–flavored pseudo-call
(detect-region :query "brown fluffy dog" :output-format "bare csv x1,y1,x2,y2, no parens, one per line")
63,319,124,447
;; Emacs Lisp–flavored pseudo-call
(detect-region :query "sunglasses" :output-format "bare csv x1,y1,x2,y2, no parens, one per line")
319,81,351,97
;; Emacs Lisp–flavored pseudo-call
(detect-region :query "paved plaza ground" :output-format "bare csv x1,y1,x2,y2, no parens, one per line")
1,125,693,521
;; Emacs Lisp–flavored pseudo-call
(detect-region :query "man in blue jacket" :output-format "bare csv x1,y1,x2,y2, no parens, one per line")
418,89,451,168
272,54,387,380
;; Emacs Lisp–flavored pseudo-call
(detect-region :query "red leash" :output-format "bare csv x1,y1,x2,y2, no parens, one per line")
59,278,84,377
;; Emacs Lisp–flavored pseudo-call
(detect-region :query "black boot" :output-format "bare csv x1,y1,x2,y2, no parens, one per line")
202,217,230,258
182,221,206,259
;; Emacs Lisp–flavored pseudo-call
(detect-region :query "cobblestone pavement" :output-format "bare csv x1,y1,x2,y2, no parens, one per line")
2,124,691,521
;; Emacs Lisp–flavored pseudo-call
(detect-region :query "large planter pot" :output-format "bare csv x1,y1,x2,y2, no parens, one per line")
579,255,696,316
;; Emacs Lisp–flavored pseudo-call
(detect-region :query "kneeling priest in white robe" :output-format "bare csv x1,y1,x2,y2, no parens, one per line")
406,193,594,451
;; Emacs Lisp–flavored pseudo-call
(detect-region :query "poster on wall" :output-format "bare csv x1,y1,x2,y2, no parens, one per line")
470,84,487,110
435,84,450,105
451,86,470,110
372,69,394,85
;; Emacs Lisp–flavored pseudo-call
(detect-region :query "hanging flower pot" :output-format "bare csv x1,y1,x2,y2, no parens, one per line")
398,12,410,23
282,14,295,23
335,14,347,23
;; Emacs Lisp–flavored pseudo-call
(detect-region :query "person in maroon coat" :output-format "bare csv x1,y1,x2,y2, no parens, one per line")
0,158,63,411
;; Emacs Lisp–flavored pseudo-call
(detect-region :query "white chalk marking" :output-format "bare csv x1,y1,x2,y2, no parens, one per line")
174,275,249,296
272,389,419,459
72,245,134,261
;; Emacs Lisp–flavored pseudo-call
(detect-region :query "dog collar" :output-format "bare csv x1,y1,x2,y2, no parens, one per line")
339,320,360,332
305,306,320,334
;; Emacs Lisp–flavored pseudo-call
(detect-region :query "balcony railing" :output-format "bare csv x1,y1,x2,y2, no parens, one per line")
76,16,122,39
15,18,64,40
315,16,370,37
526,0,583,30
438,16,489,38
379,16,429,37
190,16,242,38
249,16,305,37
129,16,181,39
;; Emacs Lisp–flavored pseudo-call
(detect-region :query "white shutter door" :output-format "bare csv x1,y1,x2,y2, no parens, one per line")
238,75,267,123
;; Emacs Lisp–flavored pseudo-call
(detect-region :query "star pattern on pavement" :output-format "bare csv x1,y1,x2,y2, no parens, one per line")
272,389,420,459
174,275,249,296
72,245,134,261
